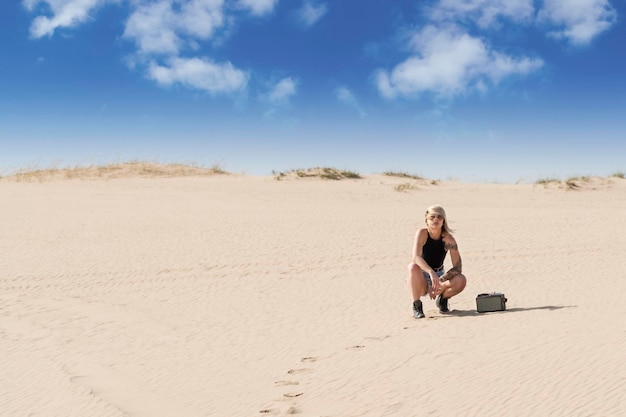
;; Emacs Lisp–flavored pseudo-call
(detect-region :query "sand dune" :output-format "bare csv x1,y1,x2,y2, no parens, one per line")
1,167,624,416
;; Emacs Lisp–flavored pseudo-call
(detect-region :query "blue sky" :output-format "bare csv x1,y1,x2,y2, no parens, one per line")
1,0,625,181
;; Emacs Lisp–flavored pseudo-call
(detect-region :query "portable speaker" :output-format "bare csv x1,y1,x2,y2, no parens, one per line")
476,292,507,313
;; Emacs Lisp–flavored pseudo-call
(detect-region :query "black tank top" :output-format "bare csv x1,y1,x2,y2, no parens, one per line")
422,232,446,269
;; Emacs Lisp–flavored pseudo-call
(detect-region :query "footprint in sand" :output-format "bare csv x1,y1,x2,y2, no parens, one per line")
364,335,391,341
274,380,299,386
260,402,302,414
283,392,304,398
347,345,365,350
287,368,311,375
300,356,317,363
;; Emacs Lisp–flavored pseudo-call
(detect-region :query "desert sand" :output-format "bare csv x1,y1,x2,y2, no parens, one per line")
1,165,625,417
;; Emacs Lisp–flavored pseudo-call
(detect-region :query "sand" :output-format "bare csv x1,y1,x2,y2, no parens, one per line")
1,170,624,416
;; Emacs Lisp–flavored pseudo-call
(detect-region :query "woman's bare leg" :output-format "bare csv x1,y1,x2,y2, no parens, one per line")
407,263,428,300
439,274,467,299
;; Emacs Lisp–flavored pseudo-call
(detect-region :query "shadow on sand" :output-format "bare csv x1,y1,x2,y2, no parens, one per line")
448,305,577,317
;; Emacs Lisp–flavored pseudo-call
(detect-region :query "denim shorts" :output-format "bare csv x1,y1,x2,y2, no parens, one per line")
423,269,445,291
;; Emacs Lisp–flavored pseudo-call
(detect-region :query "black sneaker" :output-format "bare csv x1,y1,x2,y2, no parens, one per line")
436,294,450,313
413,300,425,319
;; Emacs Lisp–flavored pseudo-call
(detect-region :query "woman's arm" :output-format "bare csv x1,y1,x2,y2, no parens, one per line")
440,235,462,281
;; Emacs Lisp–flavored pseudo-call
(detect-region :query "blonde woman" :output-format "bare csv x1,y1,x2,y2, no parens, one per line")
407,205,467,318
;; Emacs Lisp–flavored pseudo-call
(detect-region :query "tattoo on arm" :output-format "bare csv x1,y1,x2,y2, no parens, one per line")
443,261,462,281
442,241,460,280
444,242,458,251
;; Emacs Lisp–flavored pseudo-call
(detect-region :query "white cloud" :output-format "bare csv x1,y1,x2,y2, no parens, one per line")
179,0,225,39
335,86,366,118
375,0,617,102
24,0,109,38
123,1,252,97
427,0,617,45
123,1,180,55
296,1,328,28
266,77,297,104
123,0,225,56
24,0,259,98
376,25,543,99
427,0,534,28
148,57,249,94
538,0,617,45
237,0,279,16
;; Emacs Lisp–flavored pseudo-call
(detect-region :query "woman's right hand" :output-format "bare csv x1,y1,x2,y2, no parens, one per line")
429,271,440,298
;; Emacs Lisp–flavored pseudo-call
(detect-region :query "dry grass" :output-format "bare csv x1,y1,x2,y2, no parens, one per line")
382,171,423,180
384,171,438,185
534,176,614,191
1,161,229,182
382,171,439,192
273,167,362,181
565,176,589,190
534,177,576,190
393,182,418,192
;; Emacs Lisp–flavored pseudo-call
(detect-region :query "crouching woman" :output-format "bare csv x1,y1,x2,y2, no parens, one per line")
407,205,467,318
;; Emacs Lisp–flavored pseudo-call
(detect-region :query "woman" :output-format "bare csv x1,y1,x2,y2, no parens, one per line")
407,205,467,318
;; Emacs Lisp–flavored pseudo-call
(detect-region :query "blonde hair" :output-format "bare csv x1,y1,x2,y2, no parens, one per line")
425,205,453,235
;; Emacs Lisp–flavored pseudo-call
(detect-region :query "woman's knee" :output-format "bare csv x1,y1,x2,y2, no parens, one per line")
408,262,422,274
456,274,467,291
